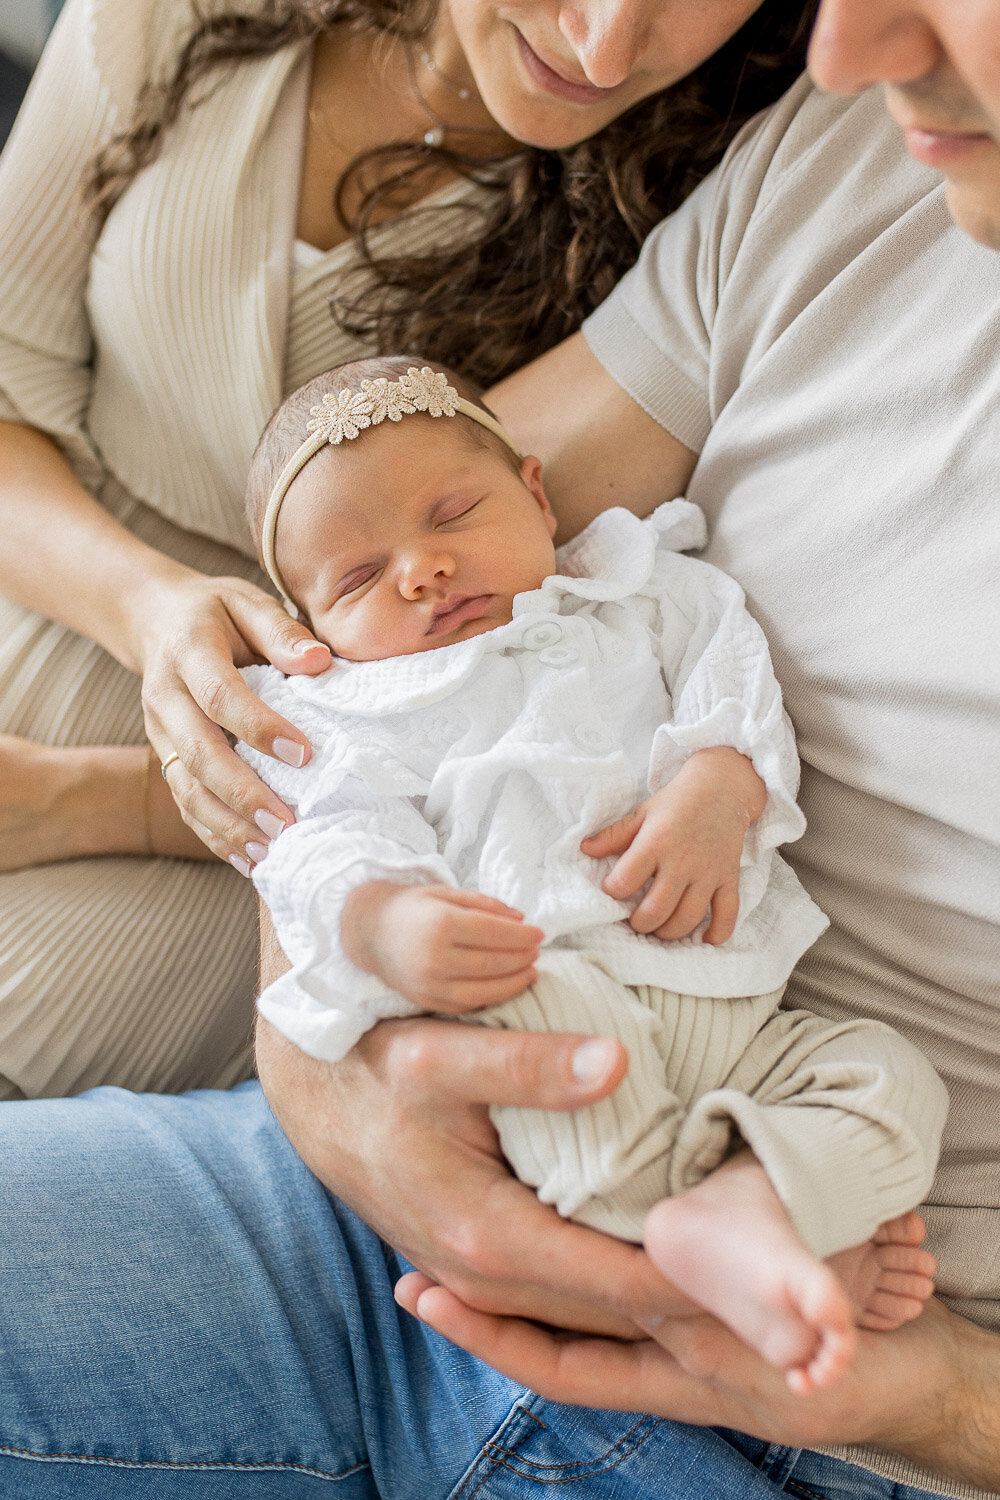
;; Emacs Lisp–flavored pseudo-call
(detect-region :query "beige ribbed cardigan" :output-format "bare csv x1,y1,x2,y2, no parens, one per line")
0,0,483,1097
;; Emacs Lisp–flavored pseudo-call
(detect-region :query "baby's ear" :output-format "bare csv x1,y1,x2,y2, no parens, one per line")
520,455,556,537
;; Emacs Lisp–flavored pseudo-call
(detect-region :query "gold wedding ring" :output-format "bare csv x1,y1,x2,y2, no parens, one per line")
160,751,181,780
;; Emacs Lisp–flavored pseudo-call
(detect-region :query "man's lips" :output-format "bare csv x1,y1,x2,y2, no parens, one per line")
427,594,494,635
894,115,995,170
513,28,621,106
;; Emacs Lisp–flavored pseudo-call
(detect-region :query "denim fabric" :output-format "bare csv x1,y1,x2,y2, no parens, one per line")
723,1434,958,1500
0,1083,944,1498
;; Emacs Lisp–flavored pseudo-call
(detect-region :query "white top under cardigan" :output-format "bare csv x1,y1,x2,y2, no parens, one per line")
241,502,827,1062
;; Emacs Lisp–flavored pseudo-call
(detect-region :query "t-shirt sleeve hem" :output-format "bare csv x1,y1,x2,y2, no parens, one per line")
583,295,711,455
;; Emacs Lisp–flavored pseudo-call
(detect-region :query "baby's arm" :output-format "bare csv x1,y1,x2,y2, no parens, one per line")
581,746,766,944
342,881,542,1011
583,534,808,944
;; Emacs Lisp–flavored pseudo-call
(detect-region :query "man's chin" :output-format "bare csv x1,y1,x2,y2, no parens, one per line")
944,179,1000,250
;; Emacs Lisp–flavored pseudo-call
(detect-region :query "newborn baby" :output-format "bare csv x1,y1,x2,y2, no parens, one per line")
239,357,946,1395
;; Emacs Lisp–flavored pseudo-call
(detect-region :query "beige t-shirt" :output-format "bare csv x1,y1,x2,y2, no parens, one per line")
584,74,1000,1500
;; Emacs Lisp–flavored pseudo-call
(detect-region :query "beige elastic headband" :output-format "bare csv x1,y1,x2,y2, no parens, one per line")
261,366,521,603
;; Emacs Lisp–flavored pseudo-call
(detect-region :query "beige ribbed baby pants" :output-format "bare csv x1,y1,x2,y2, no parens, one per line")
473,951,947,1257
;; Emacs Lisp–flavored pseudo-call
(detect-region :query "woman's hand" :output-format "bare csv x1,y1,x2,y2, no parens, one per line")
393,1276,1000,1490
255,1010,691,1338
0,423,331,870
133,565,331,870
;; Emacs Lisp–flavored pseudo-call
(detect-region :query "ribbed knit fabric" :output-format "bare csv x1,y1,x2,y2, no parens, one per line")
477,953,946,1254
0,0,481,1097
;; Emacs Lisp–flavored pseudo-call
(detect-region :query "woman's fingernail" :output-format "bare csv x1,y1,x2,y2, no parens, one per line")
273,737,306,768
229,854,252,878
571,1038,618,1084
254,809,285,839
293,638,330,655
246,841,268,865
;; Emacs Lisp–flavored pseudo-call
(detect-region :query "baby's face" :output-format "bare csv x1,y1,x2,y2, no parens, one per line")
274,416,558,661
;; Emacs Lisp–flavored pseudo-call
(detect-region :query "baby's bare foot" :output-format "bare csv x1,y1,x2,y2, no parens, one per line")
842,1211,936,1333
643,1151,857,1395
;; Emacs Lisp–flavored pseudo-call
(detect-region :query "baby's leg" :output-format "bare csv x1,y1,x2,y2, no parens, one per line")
644,1152,935,1393
472,957,691,1238
643,1004,947,1388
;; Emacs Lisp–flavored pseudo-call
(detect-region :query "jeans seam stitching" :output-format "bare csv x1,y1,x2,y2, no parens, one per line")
468,1415,660,1491
785,1481,829,1500
0,1444,369,1480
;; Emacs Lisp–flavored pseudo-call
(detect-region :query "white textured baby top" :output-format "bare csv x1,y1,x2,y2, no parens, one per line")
241,501,827,1061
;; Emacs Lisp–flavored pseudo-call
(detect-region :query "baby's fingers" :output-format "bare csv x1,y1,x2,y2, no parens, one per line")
449,908,544,953
438,940,543,981
580,808,643,860
702,882,740,946
434,967,539,1013
642,883,711,940
436,888,533,922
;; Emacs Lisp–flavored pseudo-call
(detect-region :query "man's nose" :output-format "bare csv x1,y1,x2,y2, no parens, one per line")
397,548,456,599
557,0,649,88
808,0,941,95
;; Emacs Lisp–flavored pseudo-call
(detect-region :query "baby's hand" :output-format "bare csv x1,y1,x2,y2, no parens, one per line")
341,881,543,1012
580,747,766,945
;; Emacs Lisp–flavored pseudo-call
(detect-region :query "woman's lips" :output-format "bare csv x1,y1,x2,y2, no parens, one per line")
513,28,621,106
427,594,494,635
902,126,995,169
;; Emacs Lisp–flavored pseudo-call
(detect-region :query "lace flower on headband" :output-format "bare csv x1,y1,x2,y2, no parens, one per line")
306,368,462,446
260,366,520,609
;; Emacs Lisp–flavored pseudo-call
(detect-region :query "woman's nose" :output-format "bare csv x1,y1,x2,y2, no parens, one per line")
808,0,941,95
397,548,456,599
557,0,649,88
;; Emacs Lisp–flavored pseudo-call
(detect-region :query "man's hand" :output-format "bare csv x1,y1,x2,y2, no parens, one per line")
392,1276,1000,1491
256,1011,691,1339
340,882,543,1011
581,747,766,944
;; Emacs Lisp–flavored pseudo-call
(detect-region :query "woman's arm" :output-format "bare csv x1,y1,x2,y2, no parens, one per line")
0,0,331,865
488,333,698,543
0,420,330,862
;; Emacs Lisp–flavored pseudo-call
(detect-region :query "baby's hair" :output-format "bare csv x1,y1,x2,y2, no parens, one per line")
245,355,519,562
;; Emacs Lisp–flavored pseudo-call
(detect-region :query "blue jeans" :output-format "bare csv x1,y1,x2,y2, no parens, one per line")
0,1083,942,1498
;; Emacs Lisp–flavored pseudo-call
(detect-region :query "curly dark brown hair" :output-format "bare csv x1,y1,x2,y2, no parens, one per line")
84,0,817,385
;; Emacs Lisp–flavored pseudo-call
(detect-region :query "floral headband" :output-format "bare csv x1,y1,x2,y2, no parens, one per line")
260,366,521,604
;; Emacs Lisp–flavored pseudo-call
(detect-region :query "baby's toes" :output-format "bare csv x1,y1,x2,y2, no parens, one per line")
873,1211,925,1247
875,1243,936,1280
787,1323,855,1395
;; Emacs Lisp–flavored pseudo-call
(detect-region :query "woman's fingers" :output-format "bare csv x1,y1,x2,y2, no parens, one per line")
160,754,280,872
223,584,332,678
138,577,331,856
148,687,295,861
